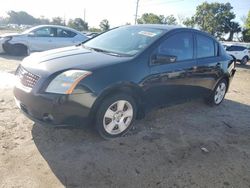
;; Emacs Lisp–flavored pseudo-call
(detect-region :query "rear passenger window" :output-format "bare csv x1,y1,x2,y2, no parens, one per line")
158,32,194,61
56,28,77,38
196,35,215,58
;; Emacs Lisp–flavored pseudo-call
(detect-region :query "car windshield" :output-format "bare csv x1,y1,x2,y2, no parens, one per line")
83,26,164,56
22,27,36,34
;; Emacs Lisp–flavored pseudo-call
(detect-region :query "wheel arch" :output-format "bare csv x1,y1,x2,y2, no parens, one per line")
230,54,236,61
242,55,249,60
3,42,28,55
89,82,145,121
212,75,230,92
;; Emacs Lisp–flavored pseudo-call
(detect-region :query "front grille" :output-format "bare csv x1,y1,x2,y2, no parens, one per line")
16,65,40,88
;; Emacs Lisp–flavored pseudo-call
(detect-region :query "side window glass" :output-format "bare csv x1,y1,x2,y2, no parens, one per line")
157,32,194,61
57,29,76,38
34,27,54,37
196,34,215,58
238,46,246,51
226,46,233,51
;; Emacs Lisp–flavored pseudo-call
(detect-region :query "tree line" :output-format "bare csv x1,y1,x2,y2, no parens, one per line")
0,11,110,32
0,2,249,42
137,2,250,42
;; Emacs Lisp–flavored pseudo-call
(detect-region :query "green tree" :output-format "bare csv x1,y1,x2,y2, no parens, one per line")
163,15,177,25
89,27,101,32
246,11,250,28
137,13,177,25
225,21,241,41
183,17,195,28
99,19,110,31
68,18,88,31
37,16,50,25
7,11,37,25
0,17,8,25
51,17,65,26
183,2,237,39
242,11,250,42
137,13,164,24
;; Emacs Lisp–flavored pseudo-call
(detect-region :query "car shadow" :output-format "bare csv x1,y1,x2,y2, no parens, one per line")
0,53,25,61
236,62,250,70
31,99,250,187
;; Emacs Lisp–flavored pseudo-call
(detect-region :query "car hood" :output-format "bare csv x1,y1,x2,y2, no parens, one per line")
21,46,131,75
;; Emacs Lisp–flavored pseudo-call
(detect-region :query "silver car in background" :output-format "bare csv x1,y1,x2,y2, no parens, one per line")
0,25,88,56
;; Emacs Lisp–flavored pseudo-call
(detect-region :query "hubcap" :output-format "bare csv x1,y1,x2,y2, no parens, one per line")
103,100,133,135
214,82,226,104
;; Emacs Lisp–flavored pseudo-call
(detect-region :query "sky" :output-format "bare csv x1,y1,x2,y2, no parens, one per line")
0,0,249,27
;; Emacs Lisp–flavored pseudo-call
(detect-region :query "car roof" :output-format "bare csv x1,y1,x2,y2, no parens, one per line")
123,24,218,41
134,24,182,30
24,25,85,35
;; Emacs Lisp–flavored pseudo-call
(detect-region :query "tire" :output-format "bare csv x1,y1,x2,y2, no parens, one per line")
95,93,137,139
10,44,28,56
206,79,228,106
241,56,248,65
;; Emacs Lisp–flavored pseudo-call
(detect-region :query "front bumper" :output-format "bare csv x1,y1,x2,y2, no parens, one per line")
13,87,95,126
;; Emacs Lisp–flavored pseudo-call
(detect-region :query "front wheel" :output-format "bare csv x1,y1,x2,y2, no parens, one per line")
10,44,28,56
206,79,227,106
95,94,137,139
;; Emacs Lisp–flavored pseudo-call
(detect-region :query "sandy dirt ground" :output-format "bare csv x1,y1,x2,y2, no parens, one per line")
0,54,250,188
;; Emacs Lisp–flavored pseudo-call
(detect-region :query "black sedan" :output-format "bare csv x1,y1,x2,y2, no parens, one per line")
14,24,236,139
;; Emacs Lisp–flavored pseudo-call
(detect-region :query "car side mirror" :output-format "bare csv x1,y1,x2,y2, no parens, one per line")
151,54,177,65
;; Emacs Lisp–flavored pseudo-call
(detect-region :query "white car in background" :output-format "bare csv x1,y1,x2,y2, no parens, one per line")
0,25,88,56
224,45,249,65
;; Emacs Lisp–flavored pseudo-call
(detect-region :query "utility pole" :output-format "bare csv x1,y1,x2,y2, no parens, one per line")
84,8,86,22
63,14,66,26
134,0,140,24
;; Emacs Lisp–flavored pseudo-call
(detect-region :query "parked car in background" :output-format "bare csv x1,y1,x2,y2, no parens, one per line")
225,45,249,65
84,32,100,38
14,25,236,139
0,25,88,56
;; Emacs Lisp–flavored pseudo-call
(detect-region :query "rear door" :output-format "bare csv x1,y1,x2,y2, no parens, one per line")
144,31,198,108
194,33,223,95
53,28,78,48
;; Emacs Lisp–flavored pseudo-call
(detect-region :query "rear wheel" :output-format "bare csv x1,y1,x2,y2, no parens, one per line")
241,56,248,65
206,79,227,106
95,94,137,139
9,44,28,56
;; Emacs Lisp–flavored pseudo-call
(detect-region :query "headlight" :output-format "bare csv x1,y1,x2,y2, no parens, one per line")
45,70,92,94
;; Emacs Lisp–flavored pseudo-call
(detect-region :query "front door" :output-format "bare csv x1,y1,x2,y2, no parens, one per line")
28,27,57,51
194,33,224,96
143,31,198,109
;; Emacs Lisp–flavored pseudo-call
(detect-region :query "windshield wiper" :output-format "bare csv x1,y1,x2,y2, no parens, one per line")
82,45,130,57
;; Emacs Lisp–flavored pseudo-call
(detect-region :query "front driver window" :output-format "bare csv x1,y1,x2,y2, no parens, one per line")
34,27,55,37
158,32,194,61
